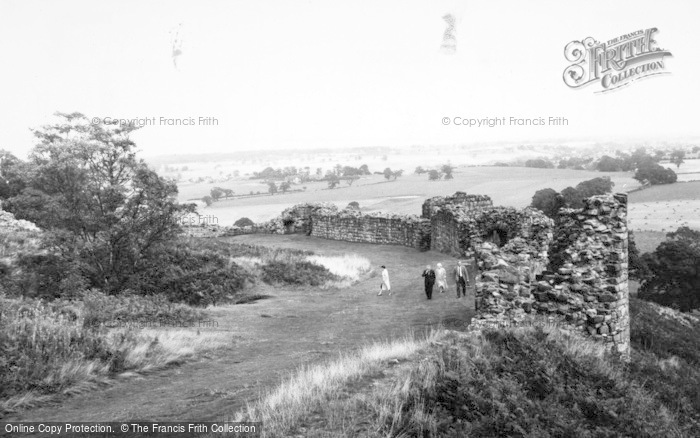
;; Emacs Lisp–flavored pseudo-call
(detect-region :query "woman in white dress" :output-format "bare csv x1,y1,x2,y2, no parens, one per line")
435,263,447,294
378,265,391,296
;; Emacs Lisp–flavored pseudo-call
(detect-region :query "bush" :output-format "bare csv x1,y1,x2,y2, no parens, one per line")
234,217,255,227
261,260,339,286
133,244,251,306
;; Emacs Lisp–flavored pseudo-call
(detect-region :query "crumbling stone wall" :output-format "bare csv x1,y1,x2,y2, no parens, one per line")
431,206,552,257
310,211,431,250
470,194,630,359
422,192,492,219
535,194,630,357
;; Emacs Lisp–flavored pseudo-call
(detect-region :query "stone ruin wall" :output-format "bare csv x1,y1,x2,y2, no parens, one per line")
190,191,630,358
422,192,493,220
309,211,431,250
470,194,630,358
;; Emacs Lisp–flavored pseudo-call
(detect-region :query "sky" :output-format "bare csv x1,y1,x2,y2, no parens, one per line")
0,0,698,158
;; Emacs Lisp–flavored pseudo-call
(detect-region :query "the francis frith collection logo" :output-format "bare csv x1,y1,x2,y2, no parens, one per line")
563,27,672,92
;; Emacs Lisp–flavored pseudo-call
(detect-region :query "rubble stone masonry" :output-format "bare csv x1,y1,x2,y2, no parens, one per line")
199,191,630,358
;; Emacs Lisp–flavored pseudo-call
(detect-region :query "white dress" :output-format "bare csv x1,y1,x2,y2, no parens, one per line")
435,267,447,289
381,269,391,290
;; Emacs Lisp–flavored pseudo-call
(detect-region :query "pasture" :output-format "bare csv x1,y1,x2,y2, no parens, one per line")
184,166,641,225
627,181,700,232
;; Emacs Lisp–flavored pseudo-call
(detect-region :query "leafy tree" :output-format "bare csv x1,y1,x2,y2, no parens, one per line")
525,158,554,169
441,164,454,180
530,188,564,219
575,176,614,199
670,149,686,168
359,164,370,175
415,166,426,175
234,217,255,227
210,187,223,201
561,186,583,209
639,227,700,311
596,155,624,172
346,201,360,210
428,169,442,181
0,150,28,200
201,195,213,206
279,181,291,193
634,162,677,185
383,168,393,181
345,175,359,186
4,112,193,294
392,169,404,180
267,181,278,195
327,174,340,189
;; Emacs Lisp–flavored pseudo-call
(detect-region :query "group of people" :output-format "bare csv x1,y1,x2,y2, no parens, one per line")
377,261,471,300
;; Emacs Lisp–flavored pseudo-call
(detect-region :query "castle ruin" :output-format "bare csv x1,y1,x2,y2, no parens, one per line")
216,191,630,358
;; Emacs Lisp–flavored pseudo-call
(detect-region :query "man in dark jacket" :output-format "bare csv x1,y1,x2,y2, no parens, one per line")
422,265,436,300
454,260,470,299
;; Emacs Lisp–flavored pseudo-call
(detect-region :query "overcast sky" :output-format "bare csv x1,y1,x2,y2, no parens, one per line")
0,0,698,158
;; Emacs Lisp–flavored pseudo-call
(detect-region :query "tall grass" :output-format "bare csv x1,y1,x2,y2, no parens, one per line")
235,320,697,437
0,292,227,415
238,330,441,435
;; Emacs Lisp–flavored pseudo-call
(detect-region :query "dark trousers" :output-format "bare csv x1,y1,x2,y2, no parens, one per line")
456,277,467,297
424,282,434,299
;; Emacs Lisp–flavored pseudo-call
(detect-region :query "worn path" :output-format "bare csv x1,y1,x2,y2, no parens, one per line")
7,235,475,424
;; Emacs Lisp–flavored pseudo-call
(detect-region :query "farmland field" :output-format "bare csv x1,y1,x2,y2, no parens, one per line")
183,166,641,225
627,181,700,232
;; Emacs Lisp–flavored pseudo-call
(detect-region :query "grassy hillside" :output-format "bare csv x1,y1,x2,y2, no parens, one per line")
237,298,700,437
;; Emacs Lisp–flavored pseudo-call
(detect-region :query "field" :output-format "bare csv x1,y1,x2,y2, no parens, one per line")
665,158,700,182
627,181,700,232
182,166,641,224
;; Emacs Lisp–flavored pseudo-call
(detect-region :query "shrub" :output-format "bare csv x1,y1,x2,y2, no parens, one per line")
261,260,339,286
234,217,255,227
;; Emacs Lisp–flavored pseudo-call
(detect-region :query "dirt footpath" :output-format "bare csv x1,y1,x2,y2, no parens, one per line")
7,235,475,423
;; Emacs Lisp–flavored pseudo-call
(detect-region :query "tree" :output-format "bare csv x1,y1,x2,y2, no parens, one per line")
428,169,442,181
267,181,278,195
415,166,426,175
670,149,686,168
392,169,404,180
530,188,564,219
346,201,360,210
234,217,255,227
634,162,677,185
201,196,213,206
327,174,340,189
639,227,700,311
561,186,583,209
345,175,359,186
359,164,370,175
210,187,223,201
525,158,554,169
595,155,623,172
4,112,192,293
383,168,393,181
279,181,291,193
441,164,454,180
575,176,614,199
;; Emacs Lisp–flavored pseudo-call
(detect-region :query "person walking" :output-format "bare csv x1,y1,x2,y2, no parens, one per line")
454,260,470,299
435,263,447,294
422,265,436,300
378,265,391,296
